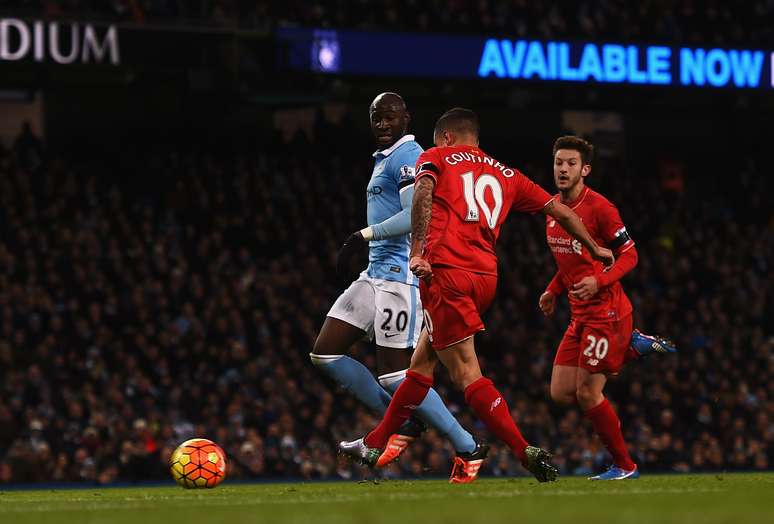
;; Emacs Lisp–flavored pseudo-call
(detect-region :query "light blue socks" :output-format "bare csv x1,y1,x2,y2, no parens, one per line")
310,354,392,414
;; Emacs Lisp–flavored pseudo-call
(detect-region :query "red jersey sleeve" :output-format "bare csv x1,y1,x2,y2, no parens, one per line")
546,271,566,295
597,246,638,288
415,148,443,185
511,170,553,214
596,199,635,254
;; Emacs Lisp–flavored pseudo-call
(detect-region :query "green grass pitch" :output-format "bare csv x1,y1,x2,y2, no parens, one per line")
1,473,771,524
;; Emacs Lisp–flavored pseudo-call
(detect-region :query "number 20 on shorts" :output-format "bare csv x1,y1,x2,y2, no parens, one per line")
583,334,609,360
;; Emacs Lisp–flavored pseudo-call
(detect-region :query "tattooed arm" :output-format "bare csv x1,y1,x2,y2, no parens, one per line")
410,176,435,258
408,176,435,279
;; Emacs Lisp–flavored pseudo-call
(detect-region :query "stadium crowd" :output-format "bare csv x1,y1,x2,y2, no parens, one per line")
0,112,771,484
2,0,773,45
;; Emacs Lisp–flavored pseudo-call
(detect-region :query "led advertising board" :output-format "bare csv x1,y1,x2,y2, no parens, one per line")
277,28,773,90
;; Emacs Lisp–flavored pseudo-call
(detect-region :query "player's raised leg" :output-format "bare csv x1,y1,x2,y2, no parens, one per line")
629,329,677,358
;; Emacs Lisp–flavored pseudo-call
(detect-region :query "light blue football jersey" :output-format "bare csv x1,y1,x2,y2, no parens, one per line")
366,134,422,286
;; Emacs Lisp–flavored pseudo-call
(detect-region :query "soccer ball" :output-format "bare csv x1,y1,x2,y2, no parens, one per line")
169,438,227,488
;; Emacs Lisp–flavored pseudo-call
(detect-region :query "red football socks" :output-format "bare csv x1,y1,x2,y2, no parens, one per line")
584,398,636,470
363,370,433,449
464,377,528,464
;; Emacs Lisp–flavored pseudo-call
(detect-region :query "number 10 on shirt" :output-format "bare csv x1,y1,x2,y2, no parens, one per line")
460,171,503,229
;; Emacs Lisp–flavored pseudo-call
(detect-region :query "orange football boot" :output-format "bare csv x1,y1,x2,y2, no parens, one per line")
374,418,425,468
375,434,416,467
449,443,489,484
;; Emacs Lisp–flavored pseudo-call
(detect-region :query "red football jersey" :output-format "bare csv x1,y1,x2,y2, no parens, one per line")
546,187,634,321
415,145,552,276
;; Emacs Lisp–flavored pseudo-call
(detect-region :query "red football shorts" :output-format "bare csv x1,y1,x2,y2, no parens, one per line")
553,314,633,373
419,267,497,350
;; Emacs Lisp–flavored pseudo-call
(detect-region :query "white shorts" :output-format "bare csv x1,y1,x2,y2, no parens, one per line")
327,272,422,349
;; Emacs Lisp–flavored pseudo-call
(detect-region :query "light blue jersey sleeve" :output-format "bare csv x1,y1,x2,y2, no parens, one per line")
370,145,420,241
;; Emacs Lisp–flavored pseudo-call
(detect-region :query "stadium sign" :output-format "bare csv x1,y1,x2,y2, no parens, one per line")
478,40,764,88
0,18,119,65
277,28,773,90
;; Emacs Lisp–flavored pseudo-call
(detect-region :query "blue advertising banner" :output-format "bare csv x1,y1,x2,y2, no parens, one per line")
276,27,773,90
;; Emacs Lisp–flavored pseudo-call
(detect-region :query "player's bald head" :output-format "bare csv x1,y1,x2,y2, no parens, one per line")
370,92,407,114
369,92,410,150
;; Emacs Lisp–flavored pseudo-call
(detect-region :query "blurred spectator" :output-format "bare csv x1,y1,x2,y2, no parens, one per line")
13,122,44,173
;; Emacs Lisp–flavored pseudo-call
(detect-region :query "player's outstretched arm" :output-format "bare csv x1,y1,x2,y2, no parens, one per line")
543,200,614,267
408,177,435,279
366,185,414,241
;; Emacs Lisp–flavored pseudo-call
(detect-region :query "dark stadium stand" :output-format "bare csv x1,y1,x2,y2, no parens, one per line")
0,114,770,483
1,1,773,45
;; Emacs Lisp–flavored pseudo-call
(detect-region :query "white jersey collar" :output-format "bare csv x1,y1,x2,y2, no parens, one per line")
373,134,415,158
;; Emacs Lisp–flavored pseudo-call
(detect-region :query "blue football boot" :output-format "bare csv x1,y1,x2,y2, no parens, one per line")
589,464,640,480
630,330,677,356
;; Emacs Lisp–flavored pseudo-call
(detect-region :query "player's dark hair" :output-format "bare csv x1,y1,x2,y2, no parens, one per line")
553,136,594,166
434,107,480,138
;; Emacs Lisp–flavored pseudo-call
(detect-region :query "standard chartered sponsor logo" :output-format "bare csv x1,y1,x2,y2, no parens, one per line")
548,235,583,256
547,235,571,245
572,239,583,255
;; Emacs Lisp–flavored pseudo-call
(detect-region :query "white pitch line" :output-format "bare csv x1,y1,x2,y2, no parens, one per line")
0,487,727,513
